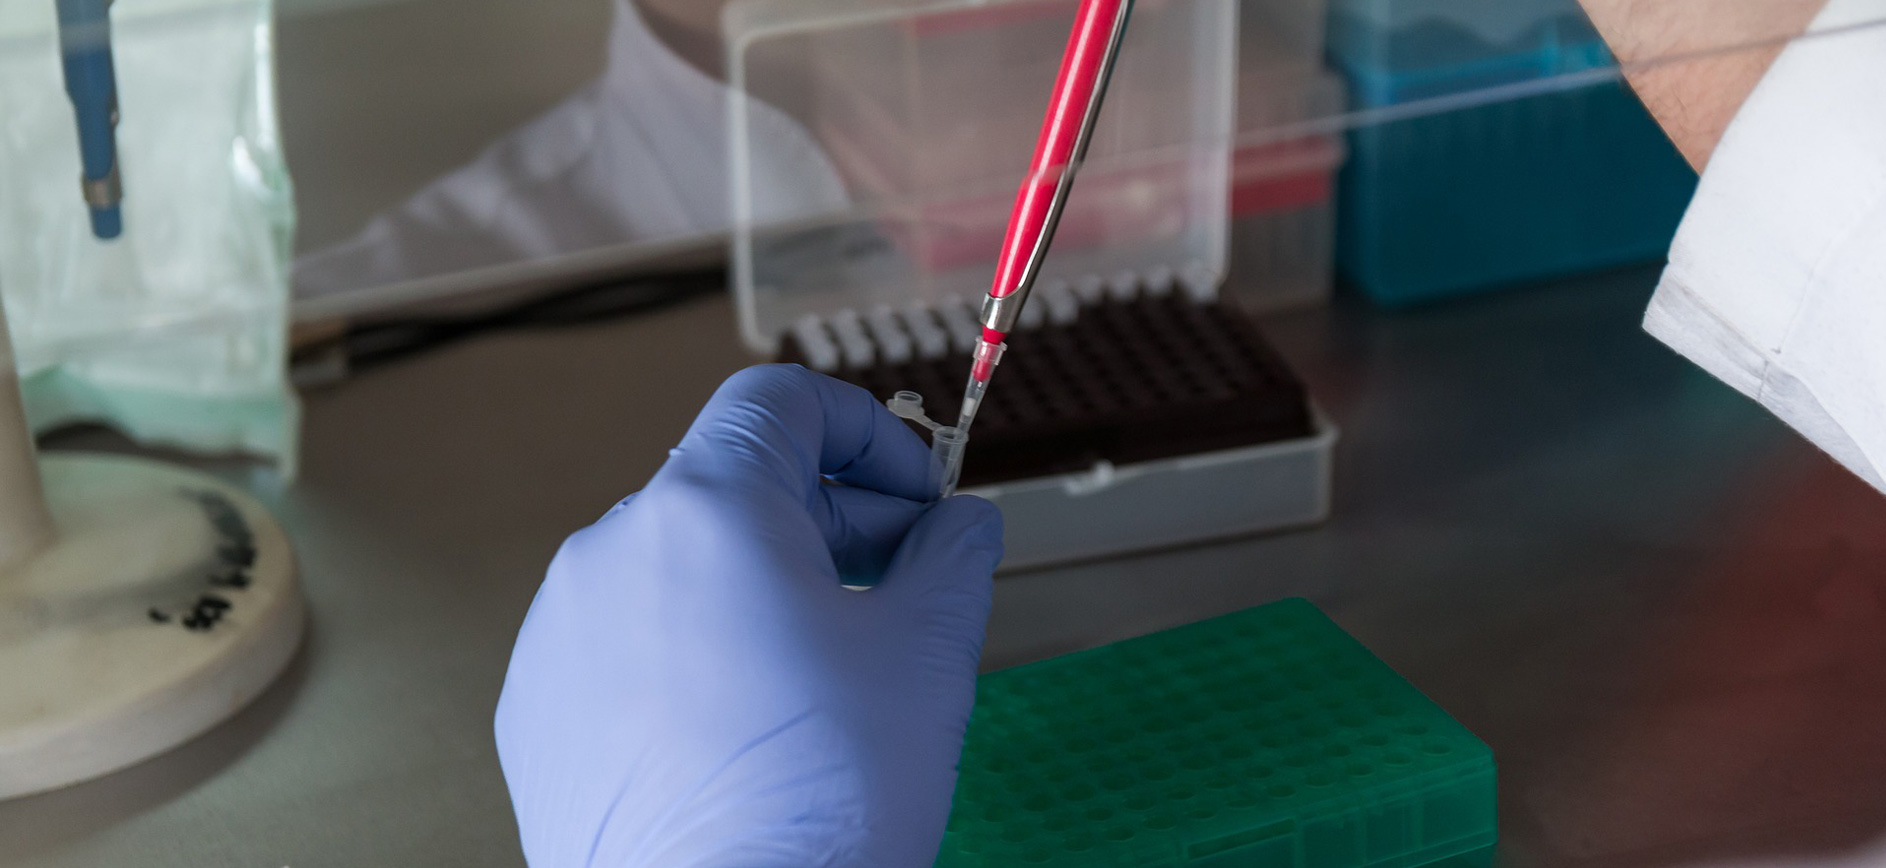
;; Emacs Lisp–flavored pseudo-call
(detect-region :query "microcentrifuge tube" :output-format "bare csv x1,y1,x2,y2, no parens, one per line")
886,390,939,431
885,391,968,499
928,426,969,499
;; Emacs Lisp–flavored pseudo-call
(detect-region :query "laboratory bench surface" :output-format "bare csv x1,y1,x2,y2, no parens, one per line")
10,266,1886,868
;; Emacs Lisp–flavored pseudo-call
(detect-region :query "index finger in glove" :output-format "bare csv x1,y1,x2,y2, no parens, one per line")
656,364,935,504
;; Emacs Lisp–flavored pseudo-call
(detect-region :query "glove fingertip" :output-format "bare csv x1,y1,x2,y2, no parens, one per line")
902,495,1005,574
941,495,1003,558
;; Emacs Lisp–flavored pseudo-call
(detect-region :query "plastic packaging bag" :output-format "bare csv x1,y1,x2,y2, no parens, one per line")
0,0,297,475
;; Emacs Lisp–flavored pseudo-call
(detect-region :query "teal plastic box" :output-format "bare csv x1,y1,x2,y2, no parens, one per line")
1327,6,1698,306
938,599,1496,867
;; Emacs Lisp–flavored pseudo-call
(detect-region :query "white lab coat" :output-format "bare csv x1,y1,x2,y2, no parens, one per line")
1645,0,1886,494
290,0,845,298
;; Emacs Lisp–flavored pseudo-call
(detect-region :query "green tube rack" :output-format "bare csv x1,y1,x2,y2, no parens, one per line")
938,599,1495,868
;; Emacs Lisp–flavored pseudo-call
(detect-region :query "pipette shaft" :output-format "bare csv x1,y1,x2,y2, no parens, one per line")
957,0,1134,430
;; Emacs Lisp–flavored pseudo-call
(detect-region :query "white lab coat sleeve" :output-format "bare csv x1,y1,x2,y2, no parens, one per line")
1642,0,1886,494
292,0,847,299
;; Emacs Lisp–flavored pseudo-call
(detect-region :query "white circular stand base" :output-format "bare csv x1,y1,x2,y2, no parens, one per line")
0,453,304,799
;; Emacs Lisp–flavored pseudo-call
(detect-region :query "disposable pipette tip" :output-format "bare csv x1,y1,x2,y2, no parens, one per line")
970,331,1006,382
958,378,987,430
958,338,1006,430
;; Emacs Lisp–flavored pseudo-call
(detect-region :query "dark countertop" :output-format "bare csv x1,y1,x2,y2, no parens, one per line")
10,266,1886,868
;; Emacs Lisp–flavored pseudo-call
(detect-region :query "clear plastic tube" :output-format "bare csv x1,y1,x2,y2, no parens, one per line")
885,390,969,498
928,425,969,499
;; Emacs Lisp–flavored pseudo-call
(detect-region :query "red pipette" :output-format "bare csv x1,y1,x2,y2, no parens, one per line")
956,0,1135,430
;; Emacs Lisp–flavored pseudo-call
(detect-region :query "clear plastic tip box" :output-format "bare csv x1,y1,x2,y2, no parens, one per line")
940,598,1496,867
727,0,1335,570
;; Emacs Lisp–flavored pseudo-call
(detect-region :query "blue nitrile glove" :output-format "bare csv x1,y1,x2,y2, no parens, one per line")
495,364,1005,868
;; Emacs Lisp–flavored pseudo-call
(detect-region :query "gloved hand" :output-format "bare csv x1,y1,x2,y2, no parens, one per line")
495,364,1004,868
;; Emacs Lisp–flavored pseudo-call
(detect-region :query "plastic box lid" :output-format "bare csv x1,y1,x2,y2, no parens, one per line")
1327,0,1611,107
725,0,1242,353
724,0,1886,355
1321,0,1886,114
1331,0,1572,46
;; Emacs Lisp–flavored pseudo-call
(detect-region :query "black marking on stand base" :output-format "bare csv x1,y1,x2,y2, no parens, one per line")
183,489,258,571
780,295,1314,487
160,490,262,632
217,543,257,568
183,489,252,540
180,593,233,631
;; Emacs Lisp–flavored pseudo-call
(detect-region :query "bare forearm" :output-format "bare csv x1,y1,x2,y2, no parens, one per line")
1579,0,1826,170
